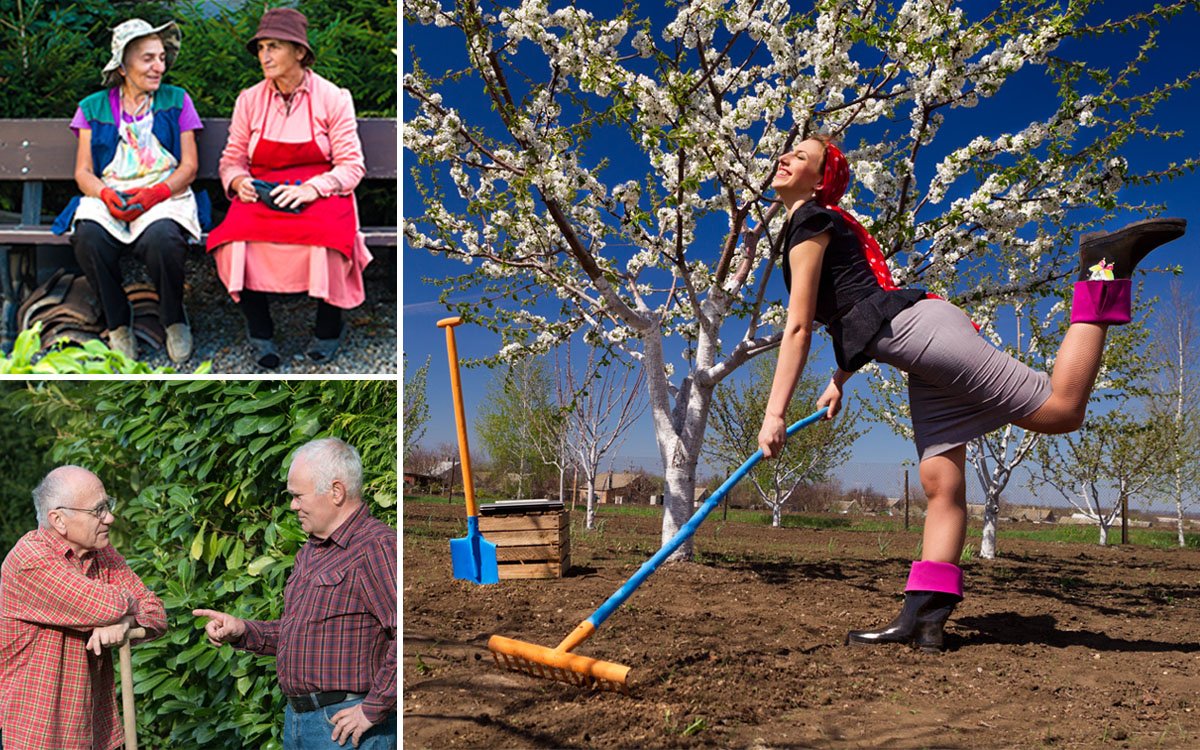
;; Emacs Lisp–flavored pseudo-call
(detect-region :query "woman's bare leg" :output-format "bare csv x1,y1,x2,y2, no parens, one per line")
1014,322,1107,434
919,445,968,563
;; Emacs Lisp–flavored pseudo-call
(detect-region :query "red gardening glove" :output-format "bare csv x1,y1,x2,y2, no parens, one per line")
100,187,130,217
124,182,173,214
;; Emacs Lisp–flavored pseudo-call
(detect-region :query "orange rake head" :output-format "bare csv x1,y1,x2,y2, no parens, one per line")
487,634,631,693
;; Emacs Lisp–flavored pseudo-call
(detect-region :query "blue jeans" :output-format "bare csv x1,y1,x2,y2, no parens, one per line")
283,697,396,750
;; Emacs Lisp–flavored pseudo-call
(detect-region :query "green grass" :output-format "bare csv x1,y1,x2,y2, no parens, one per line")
975,524,1200,549
403,495,1199,548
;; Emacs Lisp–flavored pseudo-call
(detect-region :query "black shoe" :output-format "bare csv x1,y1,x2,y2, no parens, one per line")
1078,217,1186,281
845,591,960,653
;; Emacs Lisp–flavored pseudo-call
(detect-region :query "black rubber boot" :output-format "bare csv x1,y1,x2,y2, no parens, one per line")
845,591,960,653
1077,217,1186,281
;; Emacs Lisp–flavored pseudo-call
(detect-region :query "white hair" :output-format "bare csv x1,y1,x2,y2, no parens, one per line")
32,465,86,527
290,438,363,500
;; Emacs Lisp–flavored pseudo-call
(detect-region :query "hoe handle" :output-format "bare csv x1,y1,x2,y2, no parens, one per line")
585,408,828,632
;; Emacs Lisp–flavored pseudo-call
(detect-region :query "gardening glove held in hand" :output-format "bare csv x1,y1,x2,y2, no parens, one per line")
124,182,173,213
100,187,130,218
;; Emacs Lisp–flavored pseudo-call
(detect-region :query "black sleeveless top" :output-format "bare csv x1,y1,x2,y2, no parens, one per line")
778,202,926,371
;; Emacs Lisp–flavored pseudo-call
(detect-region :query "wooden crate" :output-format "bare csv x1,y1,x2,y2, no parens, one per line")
478,510,570,579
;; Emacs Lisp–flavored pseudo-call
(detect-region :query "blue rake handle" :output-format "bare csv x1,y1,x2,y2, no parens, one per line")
585,407,828,631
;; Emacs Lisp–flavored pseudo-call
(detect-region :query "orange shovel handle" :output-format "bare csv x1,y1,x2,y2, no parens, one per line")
437,316,478,518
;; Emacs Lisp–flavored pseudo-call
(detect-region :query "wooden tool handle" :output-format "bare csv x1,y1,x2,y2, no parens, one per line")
119,627,146,750
440,318,478,518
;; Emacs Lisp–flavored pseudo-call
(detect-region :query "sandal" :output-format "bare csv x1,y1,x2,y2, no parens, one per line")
305,334,341,363
249,337,280,369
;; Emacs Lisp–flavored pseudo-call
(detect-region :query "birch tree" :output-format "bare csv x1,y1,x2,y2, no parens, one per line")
1145,281,1200,546
557,337,648,529
405,0,1200,560
704,355,863,526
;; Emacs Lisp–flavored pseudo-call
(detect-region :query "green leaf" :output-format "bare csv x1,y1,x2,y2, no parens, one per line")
246,555,275,577
189,527,205,560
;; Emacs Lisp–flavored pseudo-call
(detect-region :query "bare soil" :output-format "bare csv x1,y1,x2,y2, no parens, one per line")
403,499,1200,749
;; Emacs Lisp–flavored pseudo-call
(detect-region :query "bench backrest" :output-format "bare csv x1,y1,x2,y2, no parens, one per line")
0,118,397,181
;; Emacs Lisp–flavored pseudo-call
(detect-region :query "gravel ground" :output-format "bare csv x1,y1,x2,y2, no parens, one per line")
129,246,396,374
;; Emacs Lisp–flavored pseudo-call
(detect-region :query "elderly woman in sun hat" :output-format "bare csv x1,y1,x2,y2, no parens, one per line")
206,7,370,370
57,18,203,363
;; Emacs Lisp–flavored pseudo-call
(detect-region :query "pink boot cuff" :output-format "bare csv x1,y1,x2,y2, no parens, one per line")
905,560,963,598
1071,279,1131,325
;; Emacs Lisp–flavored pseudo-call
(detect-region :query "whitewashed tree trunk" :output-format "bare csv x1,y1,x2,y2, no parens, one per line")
1176,474,1187,548
971,426,1039,560
586,475,597,530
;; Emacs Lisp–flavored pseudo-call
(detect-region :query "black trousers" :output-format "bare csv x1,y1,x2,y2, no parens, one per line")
238,289,343,340
71,219,188,328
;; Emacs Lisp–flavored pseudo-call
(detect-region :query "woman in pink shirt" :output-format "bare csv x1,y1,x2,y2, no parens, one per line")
206,8,371,368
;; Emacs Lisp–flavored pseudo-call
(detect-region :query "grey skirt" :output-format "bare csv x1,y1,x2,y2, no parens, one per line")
864,298,1052,461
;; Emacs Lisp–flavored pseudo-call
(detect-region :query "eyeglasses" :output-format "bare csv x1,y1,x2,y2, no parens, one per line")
53,497,117,519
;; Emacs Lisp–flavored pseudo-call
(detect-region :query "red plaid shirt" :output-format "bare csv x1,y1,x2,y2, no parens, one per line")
238,504,396,723
0,528,167,750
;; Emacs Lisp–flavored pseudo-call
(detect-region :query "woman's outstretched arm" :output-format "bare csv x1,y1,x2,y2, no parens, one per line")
758,232,830,458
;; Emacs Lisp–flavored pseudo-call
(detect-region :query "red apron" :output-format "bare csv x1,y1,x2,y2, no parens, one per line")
207,91,357,257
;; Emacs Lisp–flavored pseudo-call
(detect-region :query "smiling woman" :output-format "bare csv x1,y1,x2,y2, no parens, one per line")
53,18,203,365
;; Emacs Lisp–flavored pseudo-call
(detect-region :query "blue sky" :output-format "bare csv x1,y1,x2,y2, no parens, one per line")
402,1,1200,485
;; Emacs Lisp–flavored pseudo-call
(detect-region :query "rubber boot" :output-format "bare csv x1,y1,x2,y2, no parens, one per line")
1071,217,1186,325
1077,217,1186,281
846,561,962,652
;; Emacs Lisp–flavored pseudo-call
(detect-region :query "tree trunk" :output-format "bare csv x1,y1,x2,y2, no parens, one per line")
1175,468,1186,548
772,503,782,528
586,476,597,530
980,489,1000,560
1098,520,1109,546
661,457,698,560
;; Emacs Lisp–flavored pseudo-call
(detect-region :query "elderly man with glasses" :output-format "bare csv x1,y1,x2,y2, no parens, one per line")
0,465,167,750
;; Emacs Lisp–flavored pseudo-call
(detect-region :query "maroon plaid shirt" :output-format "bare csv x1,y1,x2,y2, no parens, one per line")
0,528,167,750
238,503,396,723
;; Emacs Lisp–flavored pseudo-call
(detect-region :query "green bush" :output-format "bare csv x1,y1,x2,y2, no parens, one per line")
0,0,396,118
10,380,397,750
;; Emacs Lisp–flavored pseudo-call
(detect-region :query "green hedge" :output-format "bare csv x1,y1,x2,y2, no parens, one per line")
0,0,397,222
0,0,396,118
7,380,397,750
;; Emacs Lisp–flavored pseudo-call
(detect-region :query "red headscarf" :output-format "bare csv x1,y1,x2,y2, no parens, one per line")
815,142,899,291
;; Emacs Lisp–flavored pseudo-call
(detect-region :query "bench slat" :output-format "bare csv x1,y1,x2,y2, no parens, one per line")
0,226,397,247
0,118,396,180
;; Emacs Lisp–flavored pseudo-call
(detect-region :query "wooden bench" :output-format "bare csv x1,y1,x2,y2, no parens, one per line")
0,117,397,350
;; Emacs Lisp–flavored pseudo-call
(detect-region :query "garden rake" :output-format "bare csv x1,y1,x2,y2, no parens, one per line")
488,407,829,692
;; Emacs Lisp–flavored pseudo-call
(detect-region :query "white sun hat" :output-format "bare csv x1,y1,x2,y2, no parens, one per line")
101,18,181,88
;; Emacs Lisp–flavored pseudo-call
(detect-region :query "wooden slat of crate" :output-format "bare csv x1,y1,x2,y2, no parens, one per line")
478,513,565,532
498,560,571,579
496,544,560,562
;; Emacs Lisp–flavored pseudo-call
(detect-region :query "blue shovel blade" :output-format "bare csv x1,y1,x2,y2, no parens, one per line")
450,518,499,585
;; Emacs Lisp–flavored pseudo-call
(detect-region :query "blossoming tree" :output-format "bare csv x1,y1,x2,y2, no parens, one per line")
405,0,1198,560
